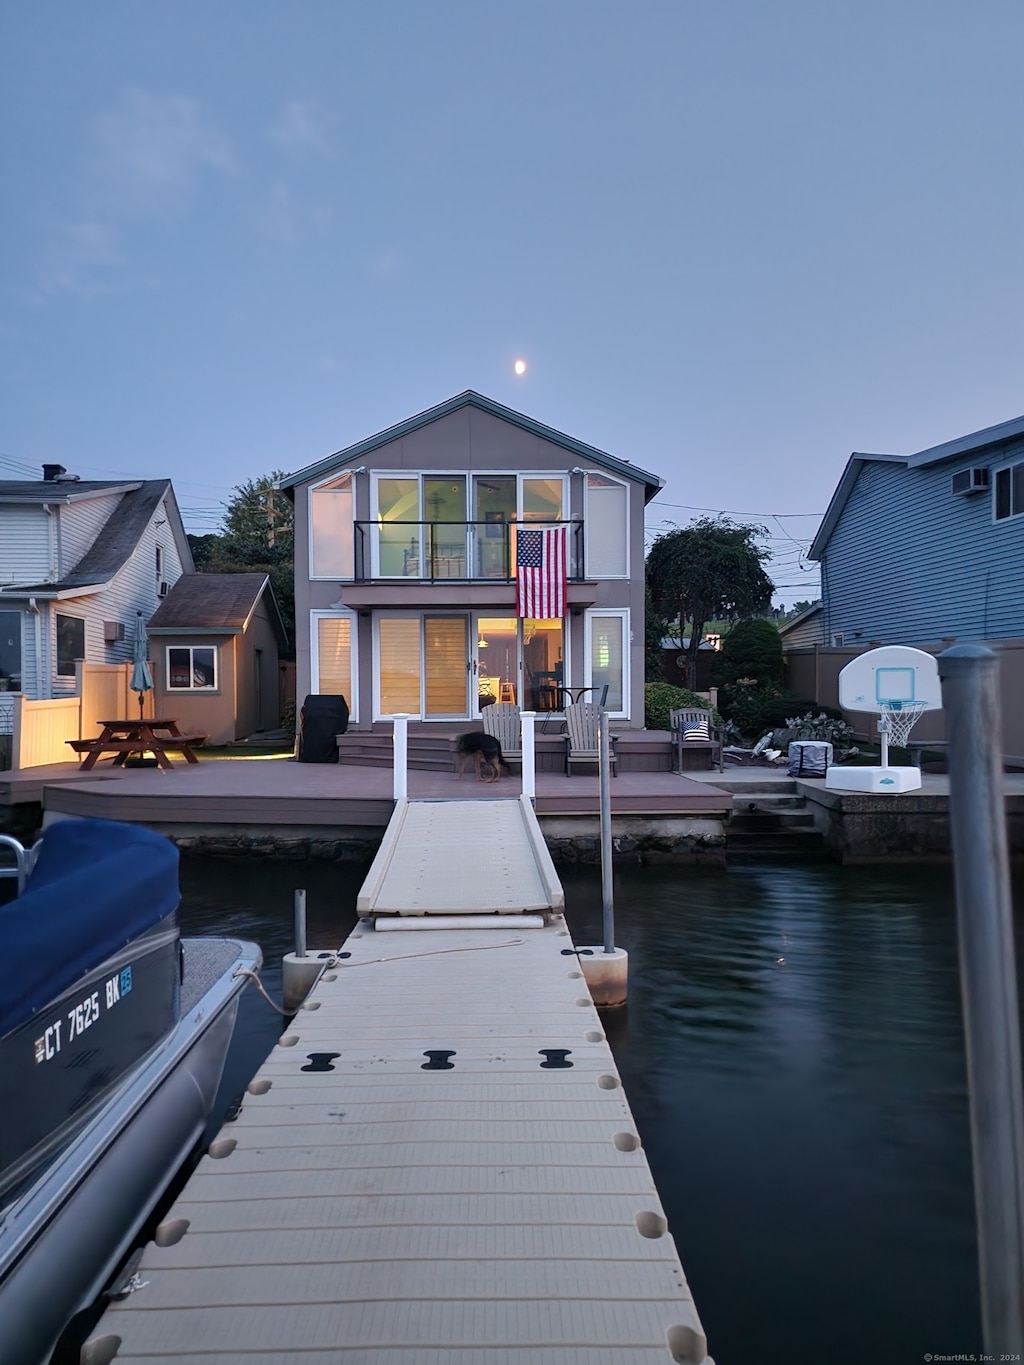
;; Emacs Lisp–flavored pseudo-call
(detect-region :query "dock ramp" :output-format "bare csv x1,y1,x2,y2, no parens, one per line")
357,797,564,918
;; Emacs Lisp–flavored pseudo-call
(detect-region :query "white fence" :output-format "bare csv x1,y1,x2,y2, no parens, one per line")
0,662,153,770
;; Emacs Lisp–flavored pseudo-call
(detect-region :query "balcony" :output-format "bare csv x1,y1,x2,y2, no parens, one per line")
351,519,585,583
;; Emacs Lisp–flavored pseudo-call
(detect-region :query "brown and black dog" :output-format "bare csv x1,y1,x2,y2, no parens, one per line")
455,731,510,782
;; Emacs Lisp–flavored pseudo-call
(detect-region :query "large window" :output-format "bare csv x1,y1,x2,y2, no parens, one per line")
167,646,217,690
585,610,629,717
584,472,628,577
312,611,357,720
310,473,355,578
0,611,21,691
994,460,1024,522
56,614,85,677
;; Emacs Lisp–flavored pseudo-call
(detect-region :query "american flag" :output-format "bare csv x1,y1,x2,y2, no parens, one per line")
515,526,567,619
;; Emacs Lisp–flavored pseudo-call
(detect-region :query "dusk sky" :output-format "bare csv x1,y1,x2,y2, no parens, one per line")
2,2,1022,604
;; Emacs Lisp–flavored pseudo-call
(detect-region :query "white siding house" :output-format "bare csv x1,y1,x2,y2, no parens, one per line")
0,467,193,702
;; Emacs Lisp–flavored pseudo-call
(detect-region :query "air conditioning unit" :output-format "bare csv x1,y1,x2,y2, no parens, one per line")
103,621,124,642
158,581,169,598
951,467,990,496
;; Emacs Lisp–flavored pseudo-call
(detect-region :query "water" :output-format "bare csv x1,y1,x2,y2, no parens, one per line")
178,854,1014,1365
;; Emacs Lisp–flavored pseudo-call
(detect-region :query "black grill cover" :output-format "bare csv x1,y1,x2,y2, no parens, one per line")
298,694,349,763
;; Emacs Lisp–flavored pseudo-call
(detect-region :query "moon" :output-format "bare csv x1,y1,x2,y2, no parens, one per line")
513,359,527,376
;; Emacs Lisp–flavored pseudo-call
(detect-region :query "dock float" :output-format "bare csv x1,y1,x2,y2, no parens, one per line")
87,801,712,1364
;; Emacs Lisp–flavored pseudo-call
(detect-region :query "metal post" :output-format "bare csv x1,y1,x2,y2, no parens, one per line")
938,643,1024,1354
521,710,536,802
393,714,410,801
878,713,890,768
598,709,614,955
294,888,307,959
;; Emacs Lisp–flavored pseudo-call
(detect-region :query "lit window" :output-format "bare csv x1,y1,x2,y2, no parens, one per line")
311,473,355,577
167,646,217,690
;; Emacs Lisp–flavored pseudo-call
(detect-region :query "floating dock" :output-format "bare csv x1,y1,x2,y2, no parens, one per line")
87,801,711,1364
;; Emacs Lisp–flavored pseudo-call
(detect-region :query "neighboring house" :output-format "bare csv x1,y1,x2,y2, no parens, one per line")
779,603,825,650
147,573,288,744
809,415,1024,645
280,391,663,729
0,465,192,699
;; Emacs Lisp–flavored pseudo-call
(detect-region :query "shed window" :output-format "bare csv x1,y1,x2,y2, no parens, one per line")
168,646,217,690
56,615,85,677
994,461,1024,521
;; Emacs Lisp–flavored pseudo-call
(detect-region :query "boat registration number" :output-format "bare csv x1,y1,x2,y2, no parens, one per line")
32,966,134,1065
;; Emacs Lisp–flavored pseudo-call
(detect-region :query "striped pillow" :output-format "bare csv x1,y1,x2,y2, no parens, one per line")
681,717,710,741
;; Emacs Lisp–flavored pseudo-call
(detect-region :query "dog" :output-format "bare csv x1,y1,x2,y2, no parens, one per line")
455,730,510,782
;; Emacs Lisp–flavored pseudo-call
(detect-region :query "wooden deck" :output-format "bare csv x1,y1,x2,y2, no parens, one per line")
0,756,733,831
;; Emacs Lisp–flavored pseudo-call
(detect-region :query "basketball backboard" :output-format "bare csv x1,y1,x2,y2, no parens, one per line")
838,646,942,715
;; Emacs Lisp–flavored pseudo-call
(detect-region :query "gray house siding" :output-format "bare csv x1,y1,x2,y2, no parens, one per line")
0,505,51,584
819,439,1024,646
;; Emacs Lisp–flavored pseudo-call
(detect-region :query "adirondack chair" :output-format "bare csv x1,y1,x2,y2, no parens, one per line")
481,702,522,766
563,701,618,776
669,707,723,773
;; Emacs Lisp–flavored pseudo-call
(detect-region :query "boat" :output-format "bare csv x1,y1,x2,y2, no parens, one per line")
0,817,261,1365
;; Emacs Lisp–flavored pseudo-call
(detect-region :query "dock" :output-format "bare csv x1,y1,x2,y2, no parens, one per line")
87,799,712,1364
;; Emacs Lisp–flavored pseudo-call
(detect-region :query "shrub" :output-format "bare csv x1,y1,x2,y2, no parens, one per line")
718,684,819,742
644,682,721,731
711,618,784,689
773,711,856,751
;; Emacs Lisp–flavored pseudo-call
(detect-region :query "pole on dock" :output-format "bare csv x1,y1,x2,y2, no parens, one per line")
294,888,307,958
577,708,628,1008
521,710,536,802
392,714,412,801
938,643,1024,1355
598,709,614,954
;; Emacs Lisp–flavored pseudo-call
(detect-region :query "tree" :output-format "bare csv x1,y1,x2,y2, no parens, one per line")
710,617,784,689
645,583,669,684
187,473,295,652
645,518,774,688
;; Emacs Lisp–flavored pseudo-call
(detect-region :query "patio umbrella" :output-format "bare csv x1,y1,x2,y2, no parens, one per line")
130,610,153,719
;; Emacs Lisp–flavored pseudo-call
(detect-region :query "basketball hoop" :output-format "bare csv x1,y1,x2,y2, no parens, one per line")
877,700,928,752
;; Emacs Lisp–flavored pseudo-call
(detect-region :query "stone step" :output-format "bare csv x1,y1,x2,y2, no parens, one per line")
726,830,826,856
728,812,816,832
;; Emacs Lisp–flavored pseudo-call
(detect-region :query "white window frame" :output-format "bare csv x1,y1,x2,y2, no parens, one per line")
310,609,359,723
583,470,630,579
992,457,1024,523
166,644,219,692
583,608,630,720
308,471,356,580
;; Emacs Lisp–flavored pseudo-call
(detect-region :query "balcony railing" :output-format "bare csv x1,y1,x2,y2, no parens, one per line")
352,519,585,583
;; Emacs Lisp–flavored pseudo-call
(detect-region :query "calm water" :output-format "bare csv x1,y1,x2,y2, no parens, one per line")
178,854,1019,1365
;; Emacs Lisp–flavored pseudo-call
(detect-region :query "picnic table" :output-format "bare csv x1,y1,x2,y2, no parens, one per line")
67,719,207,771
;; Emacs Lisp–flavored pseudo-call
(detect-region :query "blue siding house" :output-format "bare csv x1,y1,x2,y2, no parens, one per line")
809,415,1024,647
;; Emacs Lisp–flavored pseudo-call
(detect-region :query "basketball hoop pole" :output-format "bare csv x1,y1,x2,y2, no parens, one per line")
938,643,1024,1355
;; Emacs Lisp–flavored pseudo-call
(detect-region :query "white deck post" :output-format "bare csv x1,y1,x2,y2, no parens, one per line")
392,714,414,801
520,710,536,802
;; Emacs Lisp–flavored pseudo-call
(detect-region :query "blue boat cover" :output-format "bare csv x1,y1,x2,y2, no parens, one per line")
0,819,180,1038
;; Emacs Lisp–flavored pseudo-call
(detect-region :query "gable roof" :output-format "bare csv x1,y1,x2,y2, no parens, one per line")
0,480,191,597
0,479,142,503
778,602,823,637
807,454,908,562
148,572,288,649
908,413,1024,468
278,390,664,502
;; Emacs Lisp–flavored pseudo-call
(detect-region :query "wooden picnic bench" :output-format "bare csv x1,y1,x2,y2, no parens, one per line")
67,719,208,771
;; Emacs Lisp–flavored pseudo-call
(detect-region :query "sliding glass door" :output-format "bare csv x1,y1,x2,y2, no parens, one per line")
377,615,471,719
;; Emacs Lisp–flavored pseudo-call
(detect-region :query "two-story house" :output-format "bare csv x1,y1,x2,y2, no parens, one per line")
280,392,662,730
809,414,1024,646
0,466,192,699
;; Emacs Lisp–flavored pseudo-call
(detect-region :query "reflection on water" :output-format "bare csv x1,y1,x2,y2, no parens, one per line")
179,855,1011,1365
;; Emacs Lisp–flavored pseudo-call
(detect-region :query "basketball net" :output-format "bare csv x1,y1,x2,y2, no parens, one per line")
877,701,928,766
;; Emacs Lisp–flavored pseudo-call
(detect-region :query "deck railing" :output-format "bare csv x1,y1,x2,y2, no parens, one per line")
352,519,585,583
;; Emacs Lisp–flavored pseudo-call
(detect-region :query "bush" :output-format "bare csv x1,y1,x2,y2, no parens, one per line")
644,682,721,731
718,684,819,742
711,618,784,689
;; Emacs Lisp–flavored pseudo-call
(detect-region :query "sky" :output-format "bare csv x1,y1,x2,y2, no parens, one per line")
2,1,1022,606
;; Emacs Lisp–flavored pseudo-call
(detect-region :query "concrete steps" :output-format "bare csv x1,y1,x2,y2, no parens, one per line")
724,779,827,858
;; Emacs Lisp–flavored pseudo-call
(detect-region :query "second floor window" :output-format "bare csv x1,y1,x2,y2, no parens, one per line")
310,472,355,578
994,460,1024,522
